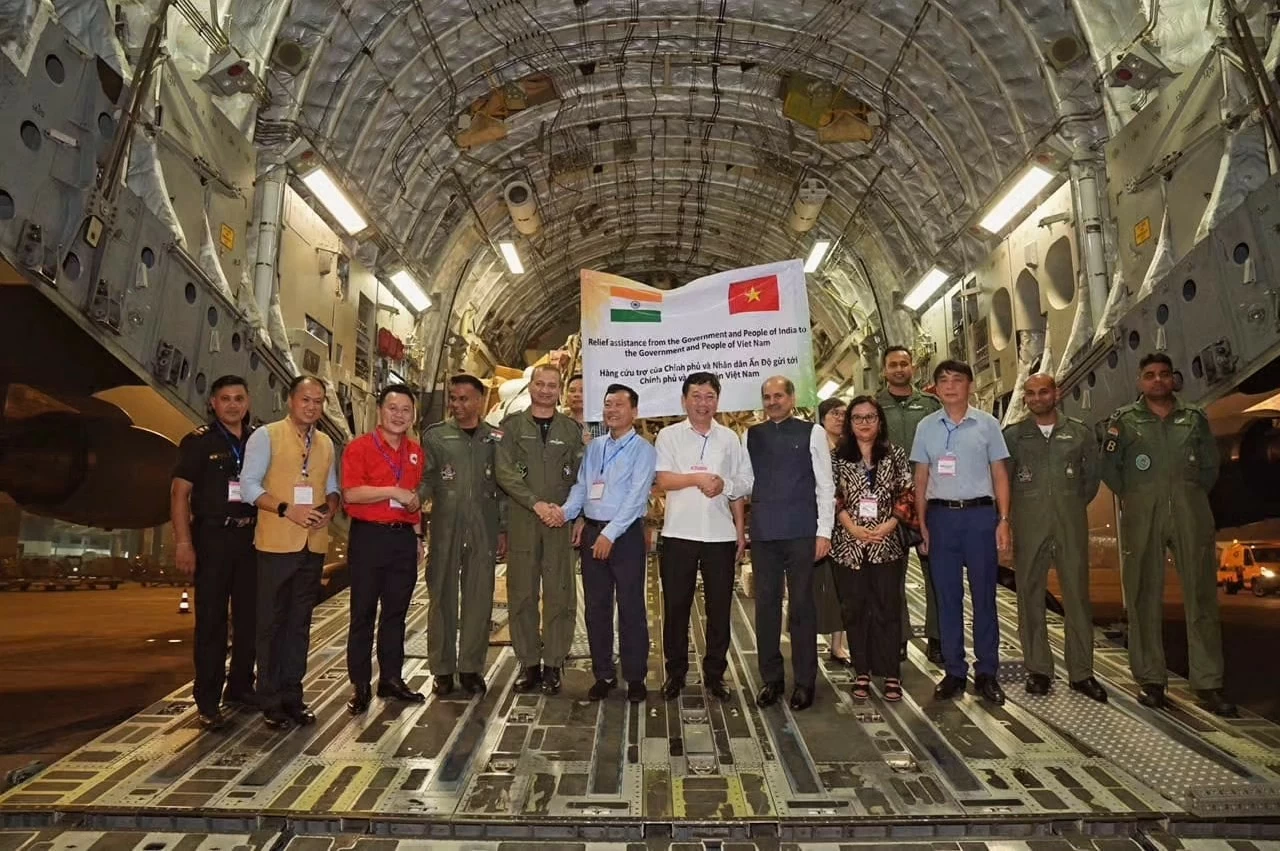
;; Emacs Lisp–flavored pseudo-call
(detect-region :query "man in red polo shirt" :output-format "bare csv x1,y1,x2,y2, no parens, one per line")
341,384,426,714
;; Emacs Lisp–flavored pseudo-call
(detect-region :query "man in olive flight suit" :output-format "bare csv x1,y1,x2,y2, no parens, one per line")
1101,353,1235,716
1003,374,1107,702
421,374,507,698
877,345,943,663
495,364,585,696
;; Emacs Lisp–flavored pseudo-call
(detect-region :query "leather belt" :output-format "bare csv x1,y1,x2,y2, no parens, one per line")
927,497,994,509
353,519,415,531
584,518,610,528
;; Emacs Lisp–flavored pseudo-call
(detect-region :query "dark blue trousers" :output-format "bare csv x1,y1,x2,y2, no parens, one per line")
926,504,1000,679
580,520,649,683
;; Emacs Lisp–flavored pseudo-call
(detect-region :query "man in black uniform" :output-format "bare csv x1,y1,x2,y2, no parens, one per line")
171,375,258,730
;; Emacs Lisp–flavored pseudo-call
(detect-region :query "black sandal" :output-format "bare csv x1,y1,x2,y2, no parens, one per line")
852,674,871,700
883,678,903,702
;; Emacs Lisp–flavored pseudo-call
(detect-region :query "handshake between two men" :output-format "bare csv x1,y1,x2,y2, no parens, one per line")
531,471,725,530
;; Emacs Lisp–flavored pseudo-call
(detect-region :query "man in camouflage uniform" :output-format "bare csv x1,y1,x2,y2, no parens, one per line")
495,364,585,696
1003,374,1106,702
420,374,507,698
876,345,943,663
1101,353,1235,716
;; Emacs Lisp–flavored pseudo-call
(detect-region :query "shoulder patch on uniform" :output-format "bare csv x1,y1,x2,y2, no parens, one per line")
193,424,211,436
1104,438,1118,453
487,429,504,441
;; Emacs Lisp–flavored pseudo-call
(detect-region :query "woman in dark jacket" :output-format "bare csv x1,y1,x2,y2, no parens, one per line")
830,395,914,701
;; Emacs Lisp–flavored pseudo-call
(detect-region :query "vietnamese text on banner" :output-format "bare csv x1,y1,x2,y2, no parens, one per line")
580,260,817,420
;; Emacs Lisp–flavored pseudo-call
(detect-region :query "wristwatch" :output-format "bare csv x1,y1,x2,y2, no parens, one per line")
277,502,289,517
998,515,1010,522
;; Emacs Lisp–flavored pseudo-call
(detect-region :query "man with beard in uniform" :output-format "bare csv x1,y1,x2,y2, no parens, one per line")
420,374,508,697
1101,353,1236,716
495,364,585,695
876,346,942,663
171,375,258,730
1003,374,1107,702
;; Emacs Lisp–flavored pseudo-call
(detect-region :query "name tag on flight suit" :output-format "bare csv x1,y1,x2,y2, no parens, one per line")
227,480,242,502
294,484,315,504
938,453,958,477
857,496,878,520
590,479,606,500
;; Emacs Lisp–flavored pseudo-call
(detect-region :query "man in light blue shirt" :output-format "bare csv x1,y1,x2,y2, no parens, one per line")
560,383,657,704
910,360,1011,707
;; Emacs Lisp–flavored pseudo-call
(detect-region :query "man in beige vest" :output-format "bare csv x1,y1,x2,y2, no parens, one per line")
241,375,340,730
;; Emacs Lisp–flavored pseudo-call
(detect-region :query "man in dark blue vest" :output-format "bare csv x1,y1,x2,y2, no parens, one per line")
743,376,835,711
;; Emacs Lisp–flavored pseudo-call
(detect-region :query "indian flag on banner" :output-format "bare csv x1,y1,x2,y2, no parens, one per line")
610,286,663,323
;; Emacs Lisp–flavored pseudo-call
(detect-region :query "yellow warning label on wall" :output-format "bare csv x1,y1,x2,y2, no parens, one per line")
1133,217,1151,246
219,224,235,251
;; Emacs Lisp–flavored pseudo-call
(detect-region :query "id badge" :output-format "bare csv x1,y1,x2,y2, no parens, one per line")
857,496,878,520
937,453,958,478
589,479,606,500
690,464,708,473
227,480,242,503
390,498,405,510
293,484,315,505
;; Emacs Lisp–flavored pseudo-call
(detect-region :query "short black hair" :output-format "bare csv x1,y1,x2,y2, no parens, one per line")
682,371,721,396
289,374,326,396
378,383,416,406
568,373,584,385
882,345,912,366
1139,352,1174,371
818,397,845,421
209,374,247,396
449,374,486,395
932,359,974,383
605,383,639,408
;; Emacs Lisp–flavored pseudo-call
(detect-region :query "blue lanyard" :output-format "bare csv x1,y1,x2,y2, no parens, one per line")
215,422,244,471
602,432,637,475
299,426,315,478
372,430,406,484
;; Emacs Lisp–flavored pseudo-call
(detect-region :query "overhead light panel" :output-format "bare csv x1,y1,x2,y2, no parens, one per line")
804,239,832,273
903,266,951,311
300,167,367,235
818,379,841,400
389,269,431,312
499,240,524,275
978,165,1055,234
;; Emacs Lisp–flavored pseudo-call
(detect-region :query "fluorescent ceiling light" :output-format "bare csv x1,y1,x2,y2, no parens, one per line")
389,269,431,312
903,266,950,311
499,240,524,275
803,239,832,273
818,380,841,400
300,167,368,235
978,165,1055,234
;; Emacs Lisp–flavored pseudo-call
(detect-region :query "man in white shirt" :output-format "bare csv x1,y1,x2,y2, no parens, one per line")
743,376,835,711
654,372,751,702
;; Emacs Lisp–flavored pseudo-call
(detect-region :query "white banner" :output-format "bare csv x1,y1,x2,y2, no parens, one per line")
580,260,817,420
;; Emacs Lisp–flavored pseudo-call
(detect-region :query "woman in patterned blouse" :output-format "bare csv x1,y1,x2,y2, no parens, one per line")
831,396,914,702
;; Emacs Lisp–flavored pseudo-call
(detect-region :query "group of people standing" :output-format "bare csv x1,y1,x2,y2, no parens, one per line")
173,346,1235,732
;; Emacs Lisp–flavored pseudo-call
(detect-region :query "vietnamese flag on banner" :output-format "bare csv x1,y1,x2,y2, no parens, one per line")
728,275,781,314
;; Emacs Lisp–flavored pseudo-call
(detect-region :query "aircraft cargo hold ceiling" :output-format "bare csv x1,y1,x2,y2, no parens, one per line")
254,0,1112,360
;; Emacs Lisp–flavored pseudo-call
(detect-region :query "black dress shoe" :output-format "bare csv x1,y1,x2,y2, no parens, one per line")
1138,683,1167,709
513,665,542,693
789,685,814,711
828,652,854,668
1025,673,1051,695
541,666,562,695
705,679,731,701
459,672,487,696
262,708,293,730
974,674,1006,705
380,678,427,703
431,674,454,697
926,638,945,665
1069,676,1108,703
223,689,258,708
933,674,966,700
1194,688,1238,717
627,681,647,703
756,681,785,707
588,678,616,701
348,683,372,715
198,709,229,731
661,676,684,701
283,703,316,726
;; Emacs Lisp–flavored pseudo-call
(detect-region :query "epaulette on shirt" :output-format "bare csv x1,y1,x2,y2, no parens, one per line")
425,421,449,432
192,424,212,436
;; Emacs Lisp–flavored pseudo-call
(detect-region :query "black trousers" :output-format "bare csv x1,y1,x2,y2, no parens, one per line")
255,548,323,711
834,558,906,679
580,520,648,683
346,520,418,686
753,537,817,688
191,522,257,713
660,536,736,682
